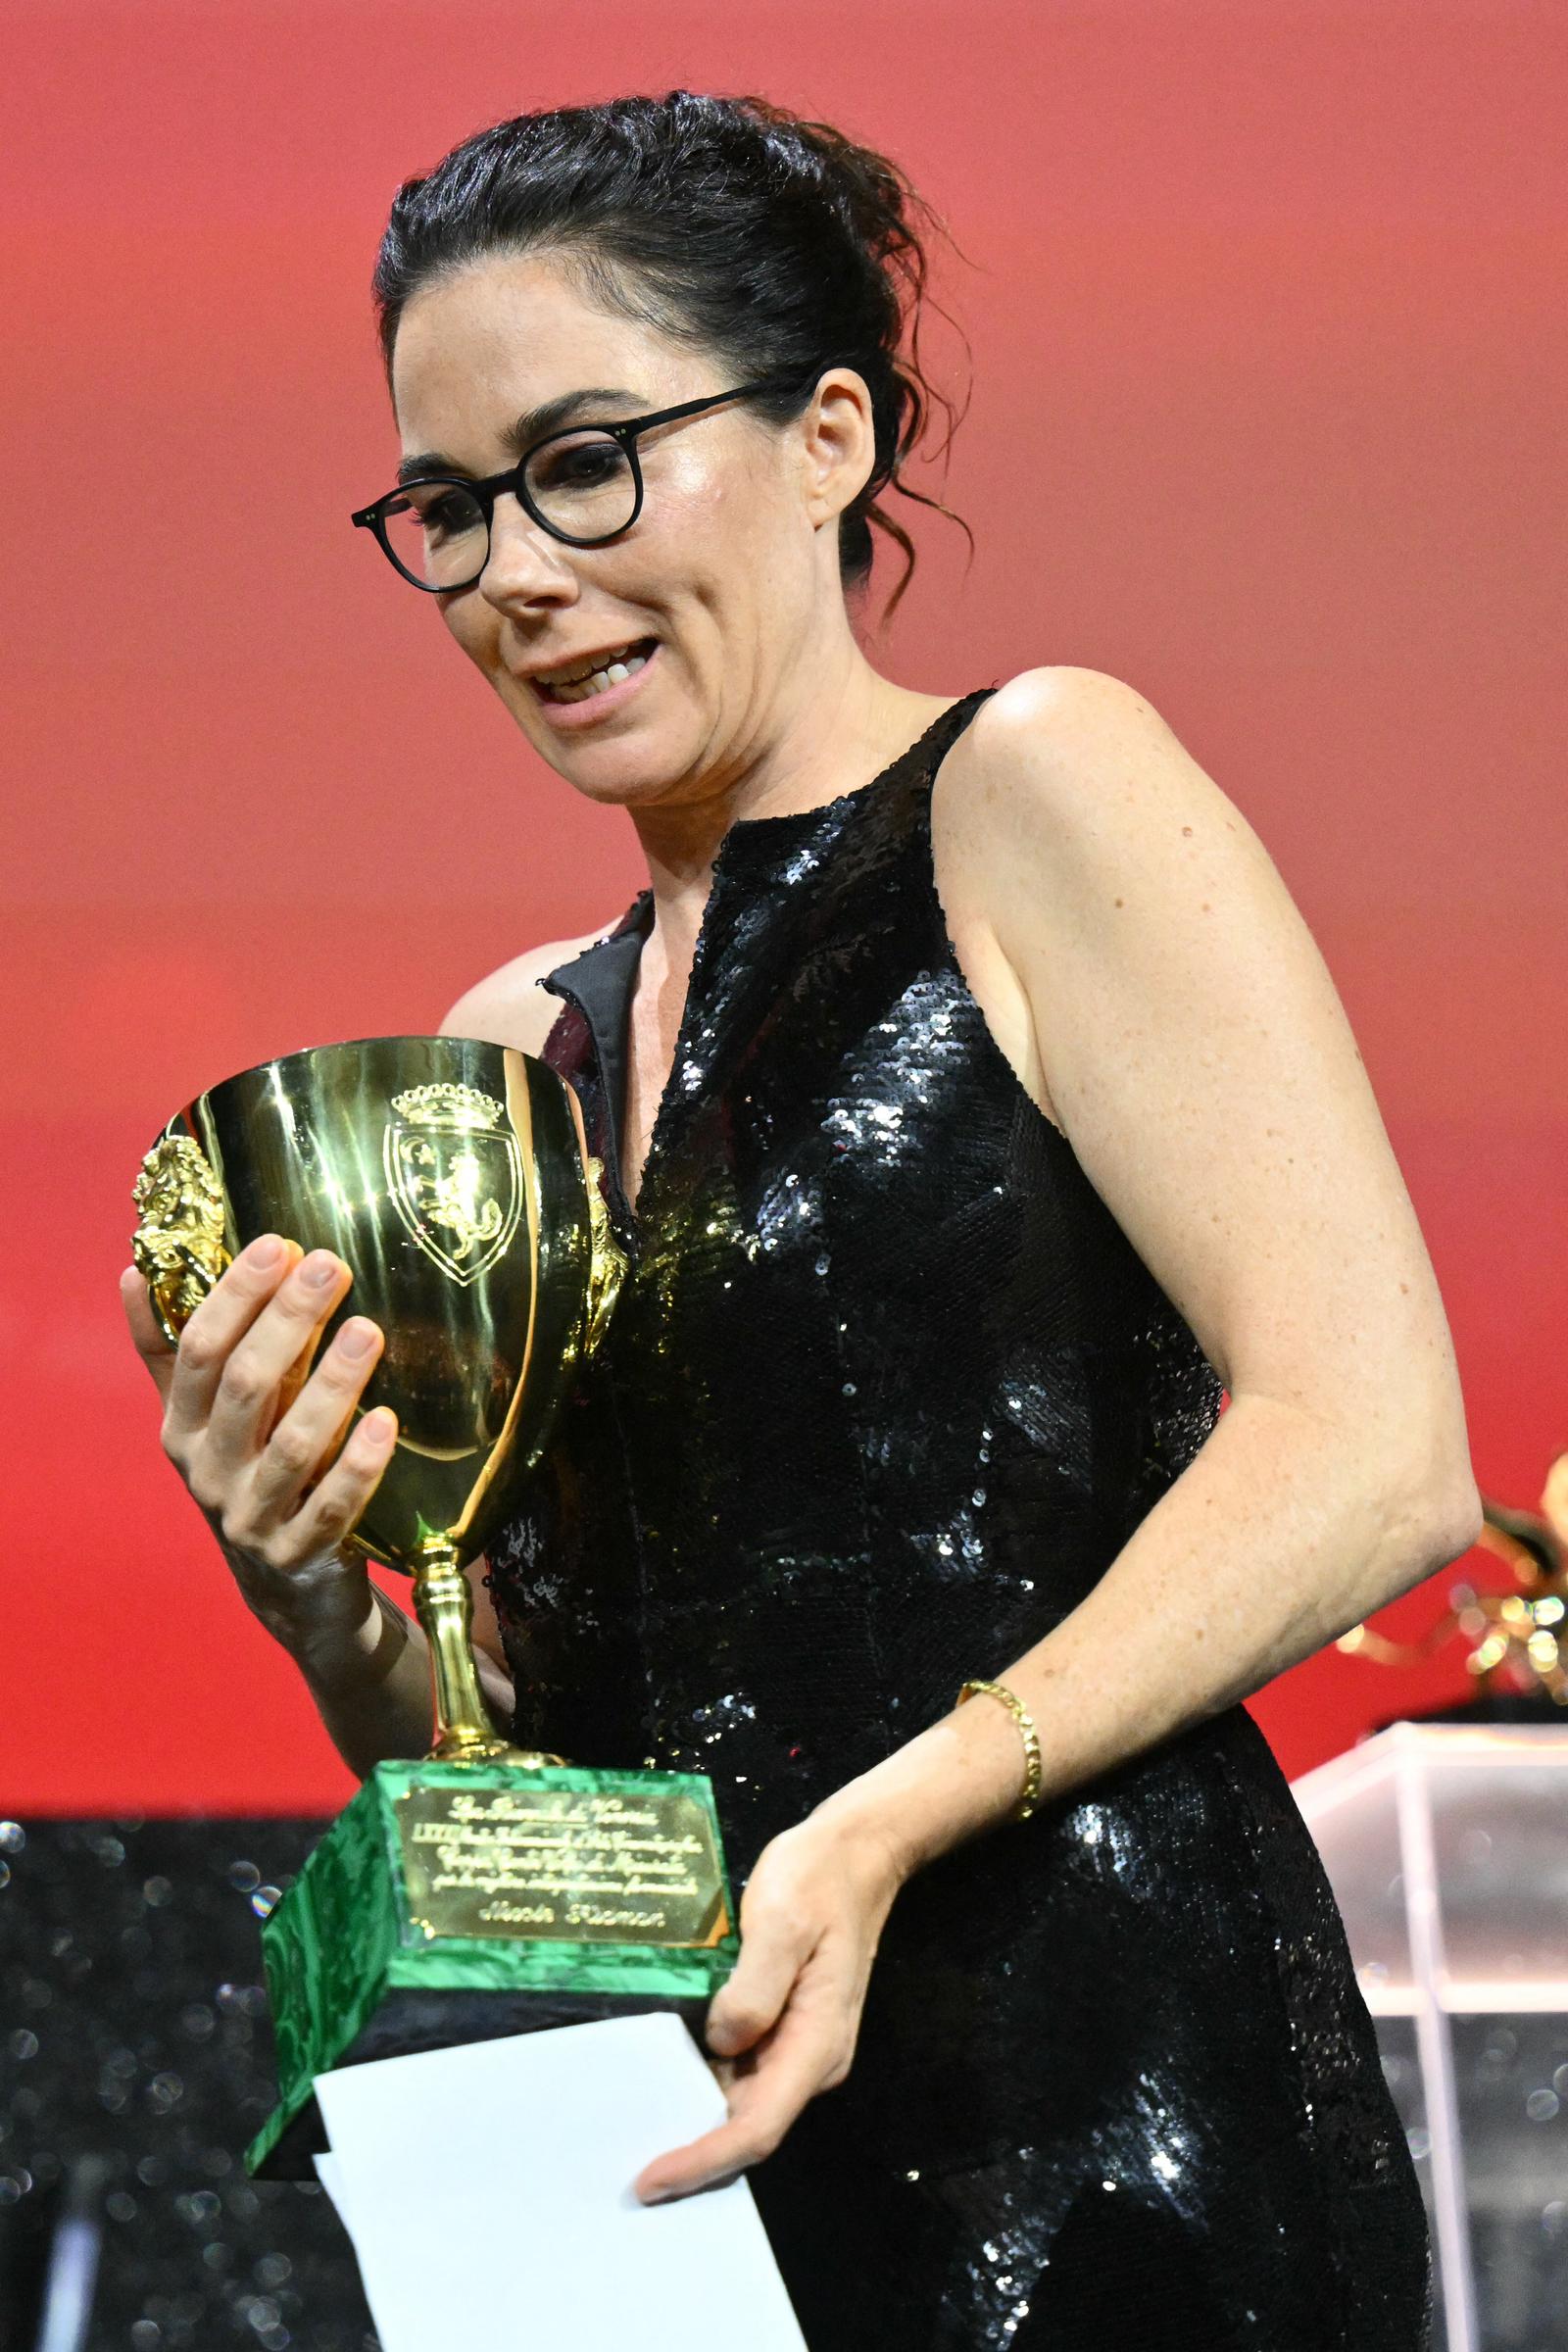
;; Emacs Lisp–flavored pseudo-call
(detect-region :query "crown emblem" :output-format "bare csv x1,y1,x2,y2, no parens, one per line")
389,1082,503,1132
383,1080,520,1286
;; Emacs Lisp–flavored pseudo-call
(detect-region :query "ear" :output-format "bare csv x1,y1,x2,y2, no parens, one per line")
799,368,878,529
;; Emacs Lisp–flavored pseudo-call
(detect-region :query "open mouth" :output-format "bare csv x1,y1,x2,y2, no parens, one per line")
531,637,659,705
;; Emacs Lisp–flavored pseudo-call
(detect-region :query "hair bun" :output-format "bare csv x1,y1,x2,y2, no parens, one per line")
755,105,913,255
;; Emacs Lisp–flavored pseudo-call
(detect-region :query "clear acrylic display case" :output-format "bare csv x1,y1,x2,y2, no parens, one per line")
1292,1721,1568,2352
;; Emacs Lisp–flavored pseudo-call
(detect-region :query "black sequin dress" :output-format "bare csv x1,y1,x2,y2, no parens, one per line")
486,690,1433,2350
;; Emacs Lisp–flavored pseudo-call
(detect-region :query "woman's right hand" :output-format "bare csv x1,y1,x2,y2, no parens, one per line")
120,1234,400,1667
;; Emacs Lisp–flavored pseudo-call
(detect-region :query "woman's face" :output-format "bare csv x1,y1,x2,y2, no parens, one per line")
389,252,872,819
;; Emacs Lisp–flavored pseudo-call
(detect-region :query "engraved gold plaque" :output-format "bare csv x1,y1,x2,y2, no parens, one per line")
396,1782,732,1947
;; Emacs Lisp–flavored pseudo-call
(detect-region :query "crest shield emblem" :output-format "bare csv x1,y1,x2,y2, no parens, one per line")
382,1082,522,1286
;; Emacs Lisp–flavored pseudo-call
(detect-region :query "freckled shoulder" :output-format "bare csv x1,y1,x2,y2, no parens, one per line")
438,925,616,1054
926,665,1157,1136
929,662,1250,1138
945,662,1178,811
931,661,1233,954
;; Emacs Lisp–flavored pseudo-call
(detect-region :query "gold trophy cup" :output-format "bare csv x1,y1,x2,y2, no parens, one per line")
132,1035,620,1765
130,1037,738,2177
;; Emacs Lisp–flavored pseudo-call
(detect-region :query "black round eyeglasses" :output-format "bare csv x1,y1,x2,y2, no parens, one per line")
351,375,807,593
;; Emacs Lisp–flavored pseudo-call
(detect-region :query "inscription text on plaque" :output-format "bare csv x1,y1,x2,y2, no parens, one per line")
395,1783,732,1947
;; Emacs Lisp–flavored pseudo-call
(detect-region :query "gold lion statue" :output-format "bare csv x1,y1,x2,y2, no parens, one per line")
131,1135,233,1344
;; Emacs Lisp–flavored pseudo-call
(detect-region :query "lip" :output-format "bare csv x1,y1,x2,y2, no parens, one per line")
523,641,659,732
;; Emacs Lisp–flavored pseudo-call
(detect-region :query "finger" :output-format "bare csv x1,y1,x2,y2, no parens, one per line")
634,2013,838,2202
199,1248,354,1471
163,1234,300,1437
121,1266,176,1401
242,1316,387,1530
269,1242,335,1424
282,1404,399,1556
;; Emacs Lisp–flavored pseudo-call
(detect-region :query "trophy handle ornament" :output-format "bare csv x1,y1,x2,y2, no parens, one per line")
130,1135,234,1346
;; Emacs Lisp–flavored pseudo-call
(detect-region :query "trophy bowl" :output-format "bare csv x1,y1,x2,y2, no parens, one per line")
131,1035,619,1573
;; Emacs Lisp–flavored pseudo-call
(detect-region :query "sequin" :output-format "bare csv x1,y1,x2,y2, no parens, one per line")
486,691,1433,2348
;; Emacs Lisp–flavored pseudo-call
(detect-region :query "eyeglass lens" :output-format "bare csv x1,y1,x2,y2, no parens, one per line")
386,430,638,584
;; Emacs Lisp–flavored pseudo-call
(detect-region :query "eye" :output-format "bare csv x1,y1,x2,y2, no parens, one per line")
396,483,484,542
526,433,632,498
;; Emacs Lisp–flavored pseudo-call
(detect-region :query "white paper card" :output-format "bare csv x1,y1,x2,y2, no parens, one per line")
312,2014,808,2352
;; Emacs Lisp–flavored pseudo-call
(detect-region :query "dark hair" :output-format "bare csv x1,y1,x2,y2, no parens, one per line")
370,91,970,617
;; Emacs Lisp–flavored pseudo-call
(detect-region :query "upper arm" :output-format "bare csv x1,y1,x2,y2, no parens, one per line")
967,666,1477,1520
439,926,610,1053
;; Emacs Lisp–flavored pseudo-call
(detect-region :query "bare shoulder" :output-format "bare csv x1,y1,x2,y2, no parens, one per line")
928,664,1260,1138
439,924,616,1054
952,662,1245,845
936,658,1313,1122
939,662,1284,974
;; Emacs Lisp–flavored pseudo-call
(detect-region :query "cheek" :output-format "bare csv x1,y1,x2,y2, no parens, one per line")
659,445,793,571
442,599,499,668
710,466,794,561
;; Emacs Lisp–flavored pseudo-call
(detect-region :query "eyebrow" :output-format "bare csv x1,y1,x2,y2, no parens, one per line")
396,388,645,485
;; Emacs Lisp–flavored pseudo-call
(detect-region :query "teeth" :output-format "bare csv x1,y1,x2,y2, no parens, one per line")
546,647,651,704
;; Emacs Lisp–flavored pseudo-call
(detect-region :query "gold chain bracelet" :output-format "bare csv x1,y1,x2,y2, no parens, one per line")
955,1678,1043,1821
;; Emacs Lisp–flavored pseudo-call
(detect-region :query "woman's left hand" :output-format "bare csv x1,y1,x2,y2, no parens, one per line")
631,1798,908,2203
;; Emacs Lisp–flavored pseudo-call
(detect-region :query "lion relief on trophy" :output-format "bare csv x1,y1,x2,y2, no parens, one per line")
131,1133,234,1344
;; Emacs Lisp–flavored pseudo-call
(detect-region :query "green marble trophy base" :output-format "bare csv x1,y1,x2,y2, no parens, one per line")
245,1760,740,2180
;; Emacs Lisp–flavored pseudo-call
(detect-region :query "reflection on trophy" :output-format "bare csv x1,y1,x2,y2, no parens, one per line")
130,1038,739,2178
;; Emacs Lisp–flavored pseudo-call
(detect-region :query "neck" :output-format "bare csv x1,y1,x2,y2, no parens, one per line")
628,642,950,962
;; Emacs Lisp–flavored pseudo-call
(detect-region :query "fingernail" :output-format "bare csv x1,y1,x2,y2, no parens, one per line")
360,1409,396,1447
246,1236,285,1268
338,1319,378,1358
302,1250,339,1288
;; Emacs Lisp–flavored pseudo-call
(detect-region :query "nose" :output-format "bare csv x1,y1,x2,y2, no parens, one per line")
478,487,579,612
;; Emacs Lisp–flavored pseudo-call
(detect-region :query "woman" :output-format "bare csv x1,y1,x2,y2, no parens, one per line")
123,92,1478,2348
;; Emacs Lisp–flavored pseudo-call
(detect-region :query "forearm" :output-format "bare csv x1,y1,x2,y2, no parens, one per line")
817,1395,1481,1879
291,1586,516,1782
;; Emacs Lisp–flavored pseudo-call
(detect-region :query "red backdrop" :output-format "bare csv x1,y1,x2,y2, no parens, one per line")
5,2,1563,1814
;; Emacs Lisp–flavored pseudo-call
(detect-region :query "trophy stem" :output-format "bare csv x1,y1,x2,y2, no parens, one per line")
411,1542,565,1769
